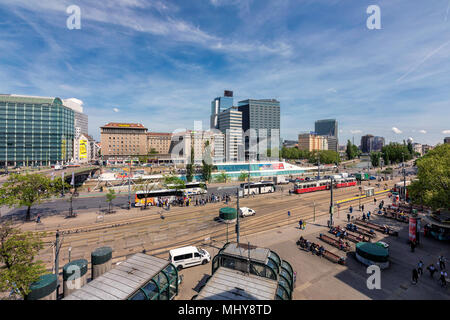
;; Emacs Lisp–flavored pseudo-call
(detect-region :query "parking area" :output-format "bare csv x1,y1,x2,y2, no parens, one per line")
176,197,450,300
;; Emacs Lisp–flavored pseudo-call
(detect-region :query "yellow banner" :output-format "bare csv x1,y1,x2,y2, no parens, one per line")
79,140,87,159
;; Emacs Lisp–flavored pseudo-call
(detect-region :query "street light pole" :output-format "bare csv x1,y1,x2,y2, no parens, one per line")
329,177,334,227
402,153,406,201
317,157,320,180
236,187,240,244
54,230,60,298
128,156,131,210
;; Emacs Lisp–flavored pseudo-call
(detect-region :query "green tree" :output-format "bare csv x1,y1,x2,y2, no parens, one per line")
407,141,414,156
201,160,214,183
346,140,359,160
238,171,249,181
0,223,47,299
148,148,158,156
186,147,194,183
309,150,341,165
163,174,186,191
134,178,157,209
408,144,450,210
106,189,116,213
370,152,381,168
0,174,55,221
215,171,228,183
381,143,412,164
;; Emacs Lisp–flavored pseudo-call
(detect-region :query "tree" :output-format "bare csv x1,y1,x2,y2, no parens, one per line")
49,177,71,195
370,152,381,168
309,150,340,165
201,160,214,183
381,143,411,164
408,144,450,210
239,171,249,181
215,171,228,183
407,141,413,156
106,189,116,213
346,140,359,160
186,146,194,183
0,174,55,221
148,148,158,156
163,174,186,191
0,222,47,299
134,178,157,209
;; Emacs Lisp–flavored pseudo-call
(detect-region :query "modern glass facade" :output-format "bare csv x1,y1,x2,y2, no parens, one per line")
211,93,234,129
0,95,74,166
315,119,338,151
238,99,280,160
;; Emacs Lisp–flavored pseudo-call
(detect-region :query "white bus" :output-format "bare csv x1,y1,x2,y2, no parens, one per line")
240,181,276,196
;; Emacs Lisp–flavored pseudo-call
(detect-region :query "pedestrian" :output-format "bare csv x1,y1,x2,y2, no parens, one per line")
303,221,306,230
361,204,364,212
299,219,303,229
440,271,447,287
374,198,377,205
410,240,416,252
427,264,436,278
347,213,350,223
288,211,291,218
412,268,419,284
349,206,353,214
439,255,446,270
417,260,423,276
362,213,366,221
36,214,41,224
367,211,371,220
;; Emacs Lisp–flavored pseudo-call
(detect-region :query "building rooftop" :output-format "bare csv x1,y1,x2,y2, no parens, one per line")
101,123,146,129
0,94,61,105
147,132,172,136
194,267,278,300
63,253,170,300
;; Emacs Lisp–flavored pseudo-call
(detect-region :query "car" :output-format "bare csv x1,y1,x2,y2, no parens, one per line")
369,176,376,180
239,207,256,217
376,241,389,249
169,246,211,271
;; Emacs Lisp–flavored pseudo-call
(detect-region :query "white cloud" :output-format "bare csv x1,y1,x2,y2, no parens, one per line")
442,130,450,134
419,129,427,134
326,88,337,93
113,108,119,112
350,130,362,134
392,127,402,134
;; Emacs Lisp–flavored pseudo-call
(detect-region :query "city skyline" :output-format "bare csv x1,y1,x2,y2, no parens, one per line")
1,1,449,145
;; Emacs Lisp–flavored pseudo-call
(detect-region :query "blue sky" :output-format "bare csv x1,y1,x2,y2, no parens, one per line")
1,0,449,145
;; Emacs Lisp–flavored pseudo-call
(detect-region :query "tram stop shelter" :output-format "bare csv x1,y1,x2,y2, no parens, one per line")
200,242,294,300
63,253,179,300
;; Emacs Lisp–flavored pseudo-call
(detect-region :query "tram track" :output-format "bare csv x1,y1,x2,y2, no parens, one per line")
38,179,400,272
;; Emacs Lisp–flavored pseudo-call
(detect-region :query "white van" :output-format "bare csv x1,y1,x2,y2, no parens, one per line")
239,207,256,217
169,246,211,271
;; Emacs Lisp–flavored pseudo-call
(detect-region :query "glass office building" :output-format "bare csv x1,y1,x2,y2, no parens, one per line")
238,99,280,160
210,91,234,129
315,119,338,151
0,94,74,166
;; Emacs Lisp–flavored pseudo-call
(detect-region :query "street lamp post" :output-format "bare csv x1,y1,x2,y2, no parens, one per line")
128,156,131,210
329,177,334,227
236,187,240,244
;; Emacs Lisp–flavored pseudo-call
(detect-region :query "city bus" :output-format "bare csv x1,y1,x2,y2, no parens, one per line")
240,181,276,196
182,182,208,196
135,189,183,207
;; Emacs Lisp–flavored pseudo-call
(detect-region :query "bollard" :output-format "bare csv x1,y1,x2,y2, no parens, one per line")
91,247,112,280
63,259,88,297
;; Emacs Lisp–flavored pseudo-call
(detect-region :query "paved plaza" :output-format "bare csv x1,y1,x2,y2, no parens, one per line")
176,197,450,300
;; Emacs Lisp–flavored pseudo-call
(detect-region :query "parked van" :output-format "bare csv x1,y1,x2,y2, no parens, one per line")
169,246,211,271
239,207,256,217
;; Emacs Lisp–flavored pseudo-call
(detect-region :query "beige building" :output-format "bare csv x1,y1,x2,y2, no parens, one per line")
147,132,172,155
100,123,148,160
298,133,328,152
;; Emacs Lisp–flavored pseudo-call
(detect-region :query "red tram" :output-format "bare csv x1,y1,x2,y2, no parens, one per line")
294,177,356,194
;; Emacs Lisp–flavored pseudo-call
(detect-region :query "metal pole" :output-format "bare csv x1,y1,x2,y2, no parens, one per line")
55,230,60,297
236,187,240,244
313,201,316,222
317,157,320,180
329,177,334,227
247,162,250,198
402,153,406,201
128,156,131,210
68,247,72,262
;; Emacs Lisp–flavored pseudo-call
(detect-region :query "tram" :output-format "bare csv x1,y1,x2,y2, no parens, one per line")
294,177,356,194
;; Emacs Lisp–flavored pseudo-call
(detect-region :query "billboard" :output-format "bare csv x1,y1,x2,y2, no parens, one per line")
79,139,88,159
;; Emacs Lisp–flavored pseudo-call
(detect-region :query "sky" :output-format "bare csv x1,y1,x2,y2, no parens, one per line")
0,0,449,145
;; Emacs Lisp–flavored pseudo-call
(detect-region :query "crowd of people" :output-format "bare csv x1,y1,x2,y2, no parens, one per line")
412,255,447,288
